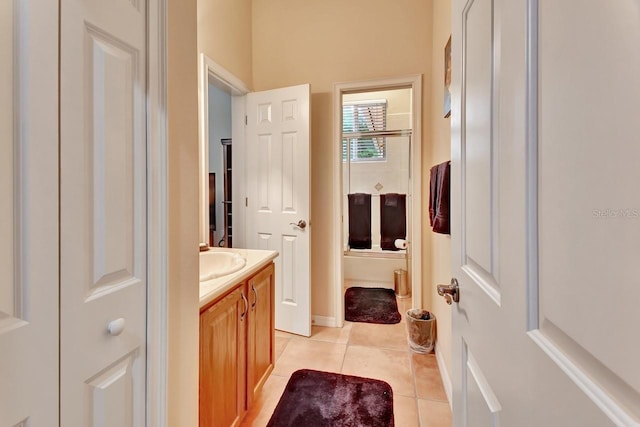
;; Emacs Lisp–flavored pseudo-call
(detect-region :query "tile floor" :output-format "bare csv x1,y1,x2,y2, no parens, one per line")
240,296,452,426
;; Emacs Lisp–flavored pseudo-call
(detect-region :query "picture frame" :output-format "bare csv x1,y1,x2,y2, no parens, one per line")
444,35,452,118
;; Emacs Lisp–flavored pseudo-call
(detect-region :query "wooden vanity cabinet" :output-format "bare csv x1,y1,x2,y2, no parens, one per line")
247,262,275,407
199,285,247,427
199,262,275,427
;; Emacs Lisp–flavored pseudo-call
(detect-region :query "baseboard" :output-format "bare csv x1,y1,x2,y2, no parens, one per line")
311,315,338,327
435,342,453,409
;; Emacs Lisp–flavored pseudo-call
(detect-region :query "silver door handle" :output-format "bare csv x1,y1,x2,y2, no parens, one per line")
289,220,307,230
437,278,460,305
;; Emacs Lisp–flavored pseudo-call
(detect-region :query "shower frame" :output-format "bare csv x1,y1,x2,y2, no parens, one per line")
342,128,412,255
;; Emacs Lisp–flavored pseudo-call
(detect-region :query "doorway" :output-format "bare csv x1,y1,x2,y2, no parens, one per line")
333,76,423,326
198,54,249,248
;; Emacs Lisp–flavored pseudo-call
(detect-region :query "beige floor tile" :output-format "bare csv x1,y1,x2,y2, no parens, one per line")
274,335,290,361
417,399,452,427
349,321,408,351
412,353,448,401
309,323,352,344
272,338,347,378
341,345,415,397
234,302,449,427
274,329,298,339
393,395,420,427
240,374,288,427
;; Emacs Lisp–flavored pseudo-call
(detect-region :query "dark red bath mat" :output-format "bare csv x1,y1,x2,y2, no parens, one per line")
344,287,402,324
267,369,394,427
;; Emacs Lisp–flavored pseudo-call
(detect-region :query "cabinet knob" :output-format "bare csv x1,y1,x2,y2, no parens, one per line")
107,318,125,336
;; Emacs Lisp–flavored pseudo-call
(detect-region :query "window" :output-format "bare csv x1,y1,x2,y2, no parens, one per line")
342,100,387,162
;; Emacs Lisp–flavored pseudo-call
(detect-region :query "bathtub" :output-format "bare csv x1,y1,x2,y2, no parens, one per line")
343,251,407,289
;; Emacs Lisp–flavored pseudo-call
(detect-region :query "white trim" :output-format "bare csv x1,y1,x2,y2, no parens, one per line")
198,54,250,246
343,98,387,106
146,0,168,425
311,315,338,328
528,330,639,427
435,342,453,409
333,75,423,328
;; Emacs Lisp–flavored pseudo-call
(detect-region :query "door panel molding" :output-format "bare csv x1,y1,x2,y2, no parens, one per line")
524,0,540,331
462,341,502,426
460,0,501,307
528,329,638,426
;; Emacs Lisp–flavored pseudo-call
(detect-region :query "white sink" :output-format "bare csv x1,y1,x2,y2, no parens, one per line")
199,250,247,282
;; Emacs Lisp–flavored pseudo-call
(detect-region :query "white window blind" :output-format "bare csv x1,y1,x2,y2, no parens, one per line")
342,100,387,162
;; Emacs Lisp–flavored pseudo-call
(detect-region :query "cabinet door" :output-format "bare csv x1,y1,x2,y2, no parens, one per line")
247,263,275,406
200,285,248,427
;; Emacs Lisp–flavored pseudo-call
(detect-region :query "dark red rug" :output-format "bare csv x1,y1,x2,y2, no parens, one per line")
344,287,401,324
267,369,394,427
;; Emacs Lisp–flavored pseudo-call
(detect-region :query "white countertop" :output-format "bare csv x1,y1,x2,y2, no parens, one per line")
199,247,279,308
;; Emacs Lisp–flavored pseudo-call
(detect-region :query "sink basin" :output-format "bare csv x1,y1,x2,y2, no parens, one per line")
199,250,247,282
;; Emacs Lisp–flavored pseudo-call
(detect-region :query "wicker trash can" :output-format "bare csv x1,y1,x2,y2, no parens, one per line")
406,309,435,353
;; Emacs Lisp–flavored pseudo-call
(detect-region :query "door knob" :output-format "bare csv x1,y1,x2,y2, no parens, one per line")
107,318,126,336
437,278,460,305
289,220,307,230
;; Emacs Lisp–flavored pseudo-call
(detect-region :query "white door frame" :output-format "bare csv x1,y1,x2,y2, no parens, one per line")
198,53,250,247
147,0,168,425
332,75,423,327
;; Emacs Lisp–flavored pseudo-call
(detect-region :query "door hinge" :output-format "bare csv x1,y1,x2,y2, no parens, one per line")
245,197,248,207
245,115,248,125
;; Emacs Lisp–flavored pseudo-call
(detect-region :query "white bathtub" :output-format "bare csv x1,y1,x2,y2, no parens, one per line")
343,252,407,289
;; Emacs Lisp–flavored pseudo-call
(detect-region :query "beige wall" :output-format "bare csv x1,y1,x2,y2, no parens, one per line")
429,0,453,379
168,0,200,425
252,0,434,319
197,0,253,88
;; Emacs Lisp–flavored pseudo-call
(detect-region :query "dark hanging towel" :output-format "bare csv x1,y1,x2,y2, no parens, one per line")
429,164,439,227
432,161,451,235
348,193,372,249
380,193,407,251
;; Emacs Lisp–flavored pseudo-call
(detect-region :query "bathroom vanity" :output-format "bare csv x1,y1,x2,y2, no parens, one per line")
199,248,278,427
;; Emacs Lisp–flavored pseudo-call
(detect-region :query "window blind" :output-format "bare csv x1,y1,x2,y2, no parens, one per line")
342,101,387,162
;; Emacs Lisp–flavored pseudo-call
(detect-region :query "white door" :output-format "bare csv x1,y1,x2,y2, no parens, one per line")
0,1,60,425
60,0,147,424
449,0,640,425
246,84,311,337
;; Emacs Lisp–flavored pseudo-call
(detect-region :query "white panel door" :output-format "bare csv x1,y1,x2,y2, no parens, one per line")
0,1,59,425
60,0,147,424
450,0,640,425
246,84,311,337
